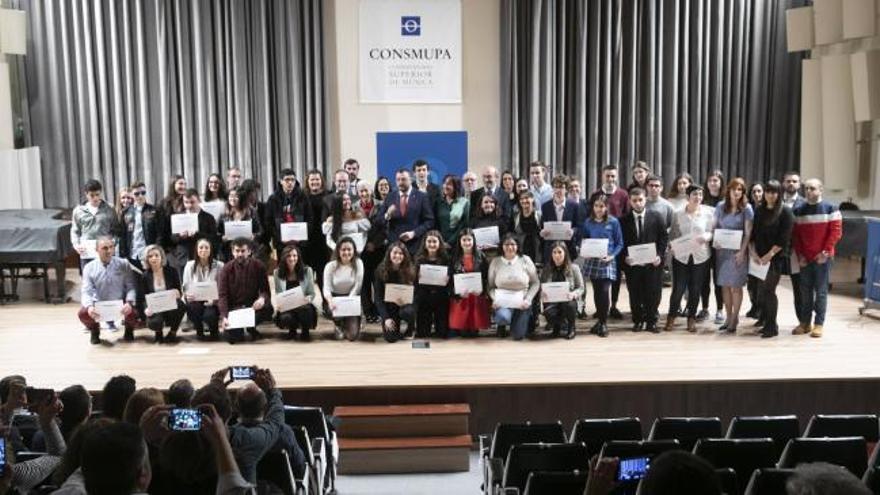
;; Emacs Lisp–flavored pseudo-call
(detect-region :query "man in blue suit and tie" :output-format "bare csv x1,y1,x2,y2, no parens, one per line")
375,169,435,253
539,174,583,263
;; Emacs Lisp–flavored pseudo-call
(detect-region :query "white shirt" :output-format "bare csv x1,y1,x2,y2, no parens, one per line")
670,205,715,265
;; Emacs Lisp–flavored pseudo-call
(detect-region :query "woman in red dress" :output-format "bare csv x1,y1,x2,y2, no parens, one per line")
448,228,491,337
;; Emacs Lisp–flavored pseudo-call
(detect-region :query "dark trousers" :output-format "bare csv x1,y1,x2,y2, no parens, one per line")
610,253,624,306
758,268,782,329
361,249,384,317
668,259,709,317
544,301,577,330
591,279,613,323
186,301,219,335
746,275,761,315
415,286,450,337
790,272,802,323
275,305,318,333
382,303,416,342
147,300,186,335
625,264,663,325
701,250,723,311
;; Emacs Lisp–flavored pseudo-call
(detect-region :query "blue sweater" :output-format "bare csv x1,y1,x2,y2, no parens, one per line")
581,216,624,257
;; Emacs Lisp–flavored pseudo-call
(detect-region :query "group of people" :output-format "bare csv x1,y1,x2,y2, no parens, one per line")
72,159,842,344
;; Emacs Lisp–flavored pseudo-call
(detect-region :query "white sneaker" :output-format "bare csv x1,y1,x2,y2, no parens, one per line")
714,310,725,325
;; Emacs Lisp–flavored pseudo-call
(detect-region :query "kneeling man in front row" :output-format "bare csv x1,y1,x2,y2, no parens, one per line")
218,237,274,343
78,237,139,344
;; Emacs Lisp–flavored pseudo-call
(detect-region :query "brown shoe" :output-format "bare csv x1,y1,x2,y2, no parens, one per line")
791,324,810,335
810,324,823,338
664,316,676,332
686,317,697,333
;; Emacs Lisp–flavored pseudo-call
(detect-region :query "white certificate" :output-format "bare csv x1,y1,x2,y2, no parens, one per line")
579,238,609,259
227,308,256,329
145,289,179,314
384,284,414,305
543,221,573,240
223,220,252,239
345,232,367,253
275,287,310,312
171,213,199,234
418,265,448,286
202,201,225,221
670,234,699,257
81,239,98,259
280,222,309,242
541,282,570,303
749,258,770,281
713,229,743,250
453,272,483,295
473,226,500,248
94,300,123,322
628,243,658,265
188,281,218,302
332,296,362,317
494,289,525,308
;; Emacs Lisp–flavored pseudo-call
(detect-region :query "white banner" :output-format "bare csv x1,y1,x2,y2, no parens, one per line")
359,0,462,103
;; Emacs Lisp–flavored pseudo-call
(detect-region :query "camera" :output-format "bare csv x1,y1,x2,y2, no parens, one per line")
230,366,255,381
168,408,202,431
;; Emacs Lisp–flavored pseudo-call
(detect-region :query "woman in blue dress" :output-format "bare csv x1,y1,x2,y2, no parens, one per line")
580,193,623,337
713,177,754,333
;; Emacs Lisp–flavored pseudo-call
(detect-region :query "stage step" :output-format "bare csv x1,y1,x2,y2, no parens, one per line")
334,403,471,438
334,403,472,474
337,435,472,474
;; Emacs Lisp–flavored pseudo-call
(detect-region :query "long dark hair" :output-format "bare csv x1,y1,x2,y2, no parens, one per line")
588,192,609,222
442,174,462,200
703,170,725,198
278,244,305,281
332,237,359,264
330,193,362,240
162,174,186,213
376,242,415,284
204,173,227,202
668,172,693,200
305,169,326,196
757,180,783,227
225,186,252,220
374,176,391,201
547,241,572,271
476,194,499,219
415,230,450,263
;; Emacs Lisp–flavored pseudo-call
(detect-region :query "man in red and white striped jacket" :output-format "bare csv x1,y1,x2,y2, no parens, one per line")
790,179,842,338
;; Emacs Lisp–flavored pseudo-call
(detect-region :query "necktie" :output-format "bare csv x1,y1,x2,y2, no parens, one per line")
400,193,408,217
637,214,643,242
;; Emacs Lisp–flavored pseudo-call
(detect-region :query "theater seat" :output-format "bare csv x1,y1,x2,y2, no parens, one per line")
499,443,589,495
481,422,566,495
599,441,682,495
256,449,303,495
864,467,880,495
726,415,801,458
522,470,588,495
744,468,796,495
805,414,880,455
292,426,322,495
569,417,642,459
715,467,738,495
284,406,336,494
777,437,868,477
694,438,777,495
648,417,723,451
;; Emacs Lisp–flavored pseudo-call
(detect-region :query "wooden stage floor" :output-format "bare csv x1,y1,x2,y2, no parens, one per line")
1,263,878,394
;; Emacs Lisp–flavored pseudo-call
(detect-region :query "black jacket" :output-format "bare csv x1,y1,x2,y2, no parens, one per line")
620,209,668,266
264,188,310,251
119,203,159,259
137,265,182,318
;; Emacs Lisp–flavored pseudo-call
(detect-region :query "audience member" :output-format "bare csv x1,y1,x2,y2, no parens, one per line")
786,462,871,495
638,450,722,495
122,388,164,425
101,375,136,421
218,238,273,343
78,237,139,344
167,379,194,408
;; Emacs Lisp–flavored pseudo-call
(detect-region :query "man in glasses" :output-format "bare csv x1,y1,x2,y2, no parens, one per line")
118,181,158,271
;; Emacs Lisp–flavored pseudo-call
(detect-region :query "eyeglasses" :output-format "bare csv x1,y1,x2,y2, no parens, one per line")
132,190,146,196
805,186,818,191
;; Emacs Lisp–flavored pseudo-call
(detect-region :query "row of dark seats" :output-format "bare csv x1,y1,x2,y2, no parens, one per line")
480,414,880,495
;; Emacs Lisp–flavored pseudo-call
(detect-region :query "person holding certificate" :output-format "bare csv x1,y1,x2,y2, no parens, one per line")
488,235,540,340
414,231,452,338
322,238,365,341
359,182,386,324
182,238,224,341
137,245,186,344
218,186,263,261
665,185,715,333
712,178,754,333
265,168,310,262
540,242,584,339
471,195,507,259
510,191,543,264
71,179,121,270
448,229,491,336
165,188,219,275
700,170,726,324
218,238,274,343
748,180,793,339
273,245,318,341
620,188,668,333
539,175,581,264
373,243,417,343
580,194,623,337
322,193,371,253
78,237,139,344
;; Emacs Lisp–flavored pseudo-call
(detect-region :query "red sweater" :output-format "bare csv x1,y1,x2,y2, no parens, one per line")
791,201,843,262
592,187,630,218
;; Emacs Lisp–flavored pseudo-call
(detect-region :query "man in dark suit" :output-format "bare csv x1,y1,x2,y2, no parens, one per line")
412,159,441,206
469,165,512,220
620,187,668,332
539,174,582,262
375,169,435,253
322,169,359,221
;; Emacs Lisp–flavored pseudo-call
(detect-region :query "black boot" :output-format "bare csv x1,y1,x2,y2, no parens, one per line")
497,325,508,338
564,323,576,340
596,323,609,338
165,329,179,344
90,328,101,345
154,330,164,344
123,326,134,342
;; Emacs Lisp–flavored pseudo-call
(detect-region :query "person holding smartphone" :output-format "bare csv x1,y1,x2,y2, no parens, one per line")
4,389,66,494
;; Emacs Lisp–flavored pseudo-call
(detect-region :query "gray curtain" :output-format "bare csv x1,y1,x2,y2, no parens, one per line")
11,0,327,208
501,0,805,193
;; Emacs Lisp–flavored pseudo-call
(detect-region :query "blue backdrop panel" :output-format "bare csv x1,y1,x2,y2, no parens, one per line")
376,131,467,186
865,219,880,304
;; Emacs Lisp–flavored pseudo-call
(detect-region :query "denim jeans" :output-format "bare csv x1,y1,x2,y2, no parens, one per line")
798,260,832,326
494,307,532,340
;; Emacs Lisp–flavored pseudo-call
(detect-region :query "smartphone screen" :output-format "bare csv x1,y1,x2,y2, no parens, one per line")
0,437,6,477
230,366,254,381
617,456,651,482
168,408,202,431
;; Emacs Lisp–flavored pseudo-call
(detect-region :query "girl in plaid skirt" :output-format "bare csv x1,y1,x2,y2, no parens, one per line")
580,193,623,337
